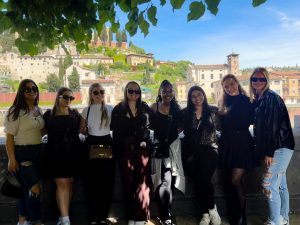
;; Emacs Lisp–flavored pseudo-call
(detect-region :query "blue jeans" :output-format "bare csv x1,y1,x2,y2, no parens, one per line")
262,148,293,225
15,145,42,224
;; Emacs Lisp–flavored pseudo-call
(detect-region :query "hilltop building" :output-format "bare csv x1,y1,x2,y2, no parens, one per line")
187,53,240,100
126,53,154,66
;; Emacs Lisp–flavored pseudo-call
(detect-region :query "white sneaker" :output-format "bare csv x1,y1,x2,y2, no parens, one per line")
199,213,210,225
61,221,71,225
57,217,62,225
17,221,31,225
279,215,289,225
208,205,221,225
135,221,146,225
128,220,135,225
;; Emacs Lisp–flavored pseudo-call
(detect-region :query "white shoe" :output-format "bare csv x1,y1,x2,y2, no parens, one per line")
61,221,71,225
17,221,31,225
199,213,210,225
135,221,146,225
208,205,221,225
128,220,135,225
279,215,289,225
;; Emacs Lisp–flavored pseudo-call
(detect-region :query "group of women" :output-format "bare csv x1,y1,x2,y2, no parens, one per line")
4,67,294,225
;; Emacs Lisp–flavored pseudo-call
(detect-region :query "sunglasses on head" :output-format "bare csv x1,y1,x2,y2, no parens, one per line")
24,86,38,93
59,95,75,101
93,90,105,95
251,77,267,82
127,89,141,95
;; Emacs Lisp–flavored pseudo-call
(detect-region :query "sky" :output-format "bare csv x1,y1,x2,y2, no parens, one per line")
118,0,300,69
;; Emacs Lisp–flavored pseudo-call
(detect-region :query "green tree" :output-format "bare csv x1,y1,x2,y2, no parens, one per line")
116,29,122,47
4,79,19,92
128,43,145,54
108,28,113,44
0,31,15,53
58,57,65,85
174,60,192,78
92,31,98,47
68,67,80,91
100,27,108,44
121,29,127,43
46,73,61,92
0,0,268,55
64,55,73,69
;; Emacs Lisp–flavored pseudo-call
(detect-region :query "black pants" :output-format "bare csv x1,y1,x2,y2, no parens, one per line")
186,145,218,214
156,162,173,220
84,135,116,221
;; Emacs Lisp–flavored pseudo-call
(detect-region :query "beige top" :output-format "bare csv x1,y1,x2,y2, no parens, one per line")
4,107,45,145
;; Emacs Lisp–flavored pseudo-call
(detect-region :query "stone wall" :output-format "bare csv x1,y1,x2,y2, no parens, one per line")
0,135,299,223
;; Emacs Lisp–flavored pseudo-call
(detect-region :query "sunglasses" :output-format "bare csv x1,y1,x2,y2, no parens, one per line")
251,77,267,82
59,95,75,101
24,86,38,93
93,90,105,95
127,89,141,95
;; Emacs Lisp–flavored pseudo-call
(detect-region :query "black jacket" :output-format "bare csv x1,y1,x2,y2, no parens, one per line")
253,89,294,158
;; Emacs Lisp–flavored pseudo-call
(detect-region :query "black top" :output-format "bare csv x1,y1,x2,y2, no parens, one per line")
221,94,253,132
253,89,295,158
110,101,151,158
219,94,258,169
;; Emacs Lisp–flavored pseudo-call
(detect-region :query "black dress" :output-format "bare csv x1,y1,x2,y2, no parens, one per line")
43,109,81,178
219,94,259,169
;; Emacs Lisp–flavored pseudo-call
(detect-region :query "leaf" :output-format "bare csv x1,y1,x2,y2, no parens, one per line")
118,0,131,12
15,38,38,56
0,15,12,33
170,0,185,10
125,20,138,36
204,0,220,15
252,0,267,7
147,5,157,26
160,0,166,6
111,20,120,32
187,1,205,22
0,0,7,9
138,13,149,37
131,0,138,8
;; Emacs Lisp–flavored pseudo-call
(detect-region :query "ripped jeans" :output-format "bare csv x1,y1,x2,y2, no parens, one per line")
15,144,42,225
262,148,293,225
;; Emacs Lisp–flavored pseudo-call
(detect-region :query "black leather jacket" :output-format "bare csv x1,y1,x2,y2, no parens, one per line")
253,89,294,159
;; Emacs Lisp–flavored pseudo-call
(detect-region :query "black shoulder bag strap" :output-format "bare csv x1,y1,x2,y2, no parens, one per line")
85,106,91,139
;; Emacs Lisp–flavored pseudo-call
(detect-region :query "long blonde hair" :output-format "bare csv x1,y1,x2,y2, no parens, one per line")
88,83,109,127
218,74,247,114
249,67,270,102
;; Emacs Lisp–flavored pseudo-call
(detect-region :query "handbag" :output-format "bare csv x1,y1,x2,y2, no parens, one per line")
85,106,113,160
89,144,113,159
1,172,23,198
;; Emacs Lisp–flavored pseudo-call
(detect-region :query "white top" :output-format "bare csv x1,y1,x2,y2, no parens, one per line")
81,104,113,136
4,107,44,145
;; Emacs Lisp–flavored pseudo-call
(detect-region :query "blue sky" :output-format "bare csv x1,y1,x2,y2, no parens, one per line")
118,0,300,69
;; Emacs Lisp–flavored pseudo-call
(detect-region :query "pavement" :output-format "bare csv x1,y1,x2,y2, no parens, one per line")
0,213,299,225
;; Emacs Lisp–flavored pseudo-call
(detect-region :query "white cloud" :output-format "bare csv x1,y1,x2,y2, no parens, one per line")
266,7,300,31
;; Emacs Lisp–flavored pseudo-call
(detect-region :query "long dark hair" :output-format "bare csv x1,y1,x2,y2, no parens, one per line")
51,87,73,117
121,81,144,115
156,80,180,114
7,79,39,121
184,85,214,132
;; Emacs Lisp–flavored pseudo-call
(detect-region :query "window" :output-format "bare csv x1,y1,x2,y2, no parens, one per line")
211,74,214,79
201,74,204,79
211,83,213,88
274,80,280,85
219,74,222,79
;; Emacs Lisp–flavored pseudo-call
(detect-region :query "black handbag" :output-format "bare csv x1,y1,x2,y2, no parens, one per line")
85,106,113,160
1,172,23,198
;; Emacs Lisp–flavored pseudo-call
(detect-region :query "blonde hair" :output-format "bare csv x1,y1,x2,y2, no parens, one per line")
218,74,247,114
249,67,270,102
88,83,109,127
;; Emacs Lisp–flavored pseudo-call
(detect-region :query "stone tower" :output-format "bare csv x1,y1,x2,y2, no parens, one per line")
227,53,240,75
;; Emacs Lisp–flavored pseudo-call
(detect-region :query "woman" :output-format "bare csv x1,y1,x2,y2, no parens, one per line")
218,74,258,225
111,81,151,225
181,85,221,225
81,83,116,225
250,68,294,225
4,79,44,225
43,87,82,225
150,80,184,225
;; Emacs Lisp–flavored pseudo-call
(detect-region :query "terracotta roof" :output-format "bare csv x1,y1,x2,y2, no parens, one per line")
126,53,154,59
191,64,228,70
